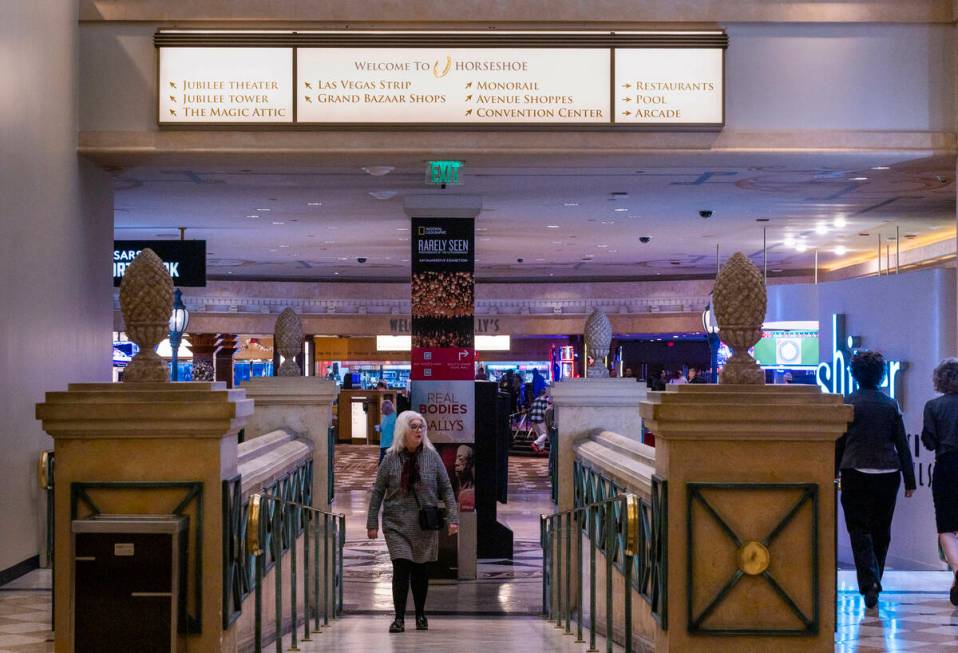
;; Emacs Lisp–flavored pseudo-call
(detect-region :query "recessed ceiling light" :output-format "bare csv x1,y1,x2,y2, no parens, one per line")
272,221,285,225
279,244,289,248
834,245,848,255
256,208,271,212
833,216,847,228
871,166,889,170
772,268,783,273
396,227,409,231
338,257,348,261
362,166,395,176
535,258,546,262
307,202,322,206
815,224,828,235
850,177,868,181
597,244,609,248
563,202,579,207
245,214,259,219
369,190,398,200
334,271,340,275
784,236,796,248
401,258,409,262
796,242,809,253
613,208,628,212
546,225,560,229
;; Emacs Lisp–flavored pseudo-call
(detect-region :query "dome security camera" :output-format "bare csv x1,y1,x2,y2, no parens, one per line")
639,236,651,243
699,210,714,219
356,257,368,263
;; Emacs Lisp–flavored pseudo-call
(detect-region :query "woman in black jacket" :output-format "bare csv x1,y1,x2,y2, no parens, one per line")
921,358,958,606
836,350,916,609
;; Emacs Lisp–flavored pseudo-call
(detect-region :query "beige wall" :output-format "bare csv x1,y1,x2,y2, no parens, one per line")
0,2,114,571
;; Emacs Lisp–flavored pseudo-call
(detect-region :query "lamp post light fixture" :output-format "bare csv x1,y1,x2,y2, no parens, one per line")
168,288,190,382
702,304,720,383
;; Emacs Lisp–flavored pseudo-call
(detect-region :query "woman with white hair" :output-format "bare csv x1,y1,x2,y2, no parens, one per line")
367,410,459,633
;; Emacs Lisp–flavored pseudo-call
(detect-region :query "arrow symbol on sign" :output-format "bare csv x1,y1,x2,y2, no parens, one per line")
465,94,473,101
622,97,631,102
169,109,177,116
622,110,632,116
622,83,632,89
465,82,473,89
304,81,313,89
305,96,312,102
169,95,176,103
458,350,469,360
465,109,473,116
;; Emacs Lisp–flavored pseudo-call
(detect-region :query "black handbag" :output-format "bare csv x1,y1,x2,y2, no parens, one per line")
413,488,444,531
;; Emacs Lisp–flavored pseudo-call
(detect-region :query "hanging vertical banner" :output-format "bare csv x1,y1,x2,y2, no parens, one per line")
410,217,476,444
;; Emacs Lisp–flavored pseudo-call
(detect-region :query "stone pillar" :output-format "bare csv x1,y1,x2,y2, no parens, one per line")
240,377,338,508
640,384,851,653
551,378,647,513
215,333,239,388
188,333,218,381
36,382,252,653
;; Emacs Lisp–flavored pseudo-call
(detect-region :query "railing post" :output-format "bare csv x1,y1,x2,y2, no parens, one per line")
540,516,548,618
323,514,330,626
273,499,283,653
605,502,613,653
565,511,572,634
588,504,598,653
302,511,311,642
289,502,299,651
338,514,345,616
255,552,264,653
554,514,562,628
313,511,322,633
576,509,584,643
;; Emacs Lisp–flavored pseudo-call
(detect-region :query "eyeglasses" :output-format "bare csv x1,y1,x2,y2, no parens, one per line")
409,423,426,430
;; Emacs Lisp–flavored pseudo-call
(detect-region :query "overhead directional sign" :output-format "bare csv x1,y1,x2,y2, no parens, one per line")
156,31,726,128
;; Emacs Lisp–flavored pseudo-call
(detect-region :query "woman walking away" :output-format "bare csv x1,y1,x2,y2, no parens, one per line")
836,350,916,609
378,400,397,464
367,411,459,632
921,358,958,606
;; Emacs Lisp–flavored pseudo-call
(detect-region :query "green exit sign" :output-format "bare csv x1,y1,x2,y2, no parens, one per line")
427,160,463,185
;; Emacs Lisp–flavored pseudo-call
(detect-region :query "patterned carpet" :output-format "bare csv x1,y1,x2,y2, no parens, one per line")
334,445,550,494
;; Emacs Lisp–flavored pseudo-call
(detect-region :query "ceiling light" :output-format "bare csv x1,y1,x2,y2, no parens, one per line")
834,245,848,255
563,202,579,207
871,166,889,170
256,208,271,212
784,236,796,248
268,248,278,252
597,244,609,248
338,257,348,261
272,221,285,225
369,190,398,200
547,225,560,229
815,224,828,235
362,166,395,176
850,177,868,181
795,242,809,253
396,227,408,231
279,244,289,248
613,208,628,212
245,214,259,219
307,202,322,206
334,272,340,275
833,216,847,228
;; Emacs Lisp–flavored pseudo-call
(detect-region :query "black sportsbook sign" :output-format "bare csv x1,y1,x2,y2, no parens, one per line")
113,240,207,287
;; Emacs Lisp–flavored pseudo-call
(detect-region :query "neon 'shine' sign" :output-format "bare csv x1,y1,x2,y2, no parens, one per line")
816,313,905,401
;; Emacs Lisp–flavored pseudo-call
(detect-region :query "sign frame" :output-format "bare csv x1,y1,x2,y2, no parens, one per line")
155,30,727,131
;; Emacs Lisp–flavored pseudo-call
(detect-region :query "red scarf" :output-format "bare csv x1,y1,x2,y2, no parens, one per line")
400,444,423,495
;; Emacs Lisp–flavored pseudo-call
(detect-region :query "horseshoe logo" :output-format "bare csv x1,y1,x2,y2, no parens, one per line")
433,56,452,78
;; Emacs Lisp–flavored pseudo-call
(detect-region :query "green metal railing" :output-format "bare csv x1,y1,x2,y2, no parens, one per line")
541,493,639,653
247,492,345,652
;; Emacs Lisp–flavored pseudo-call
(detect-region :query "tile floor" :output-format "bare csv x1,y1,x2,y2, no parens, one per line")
5,449,958,651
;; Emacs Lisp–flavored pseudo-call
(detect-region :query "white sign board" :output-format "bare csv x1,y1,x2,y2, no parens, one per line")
158,47,294,123
297,48,610,124
614,48,723,124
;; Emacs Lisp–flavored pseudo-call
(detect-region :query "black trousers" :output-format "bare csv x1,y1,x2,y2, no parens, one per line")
840,469,901,593
392,558,430,618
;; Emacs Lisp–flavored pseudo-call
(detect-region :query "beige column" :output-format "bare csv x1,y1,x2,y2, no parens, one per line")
551,378,647,513
641,384,851,653
36,382,251,653
240,377,338,508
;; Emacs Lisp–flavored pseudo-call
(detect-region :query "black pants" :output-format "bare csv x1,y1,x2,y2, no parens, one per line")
840,469,900,593
392,558,429,619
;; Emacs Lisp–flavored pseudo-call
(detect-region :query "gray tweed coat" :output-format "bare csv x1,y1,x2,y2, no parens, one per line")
366,447,459,564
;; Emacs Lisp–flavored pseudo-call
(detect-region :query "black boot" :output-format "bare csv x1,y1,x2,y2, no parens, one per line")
389,617,405,633
416,614,428,630
950,571,958,607
863,583,879,609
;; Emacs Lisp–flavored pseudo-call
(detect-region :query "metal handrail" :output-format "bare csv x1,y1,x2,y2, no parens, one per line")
541,493,639,653
248,492,345,653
